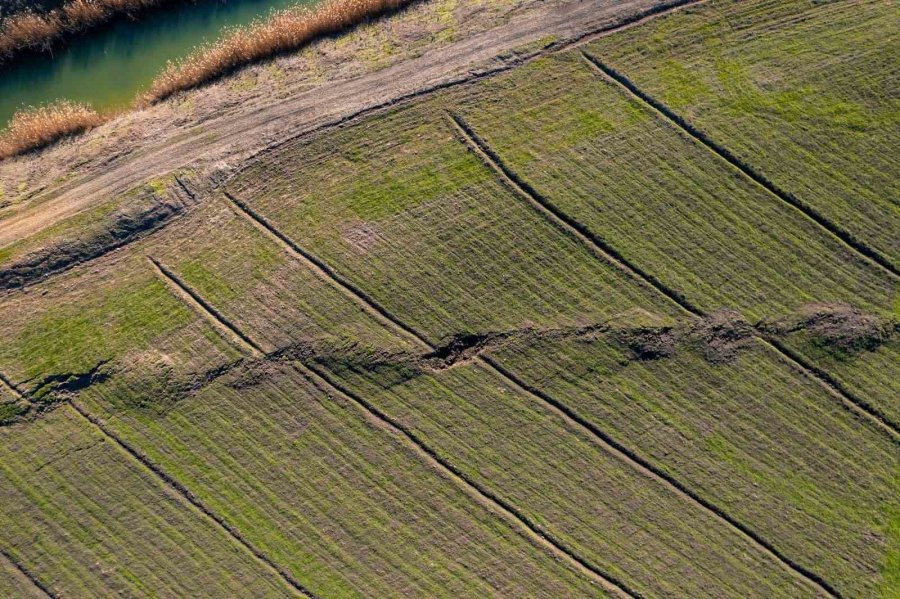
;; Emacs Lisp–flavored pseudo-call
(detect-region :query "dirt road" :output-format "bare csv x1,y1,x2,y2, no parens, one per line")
0,0,685,248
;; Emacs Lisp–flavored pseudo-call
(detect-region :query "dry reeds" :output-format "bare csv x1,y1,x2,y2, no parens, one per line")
143,0,413,103
0,101,105,159
0,0,165,62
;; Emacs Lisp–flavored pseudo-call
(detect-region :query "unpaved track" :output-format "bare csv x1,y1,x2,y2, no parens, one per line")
0,0,686,248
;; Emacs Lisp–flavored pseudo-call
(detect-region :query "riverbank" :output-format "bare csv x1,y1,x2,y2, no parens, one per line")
0,0,680,241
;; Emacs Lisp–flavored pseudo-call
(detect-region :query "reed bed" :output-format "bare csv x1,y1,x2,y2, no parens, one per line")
0,0,415,159
143,0,414,103
0,0,165,61
0,101,106,159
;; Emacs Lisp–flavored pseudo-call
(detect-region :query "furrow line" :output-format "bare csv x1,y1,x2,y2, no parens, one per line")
148,255,264,357
221,190,834,597
445,112,702,318
757,334,900,441
297,361,635,598
67,402,316,599
0,549,55,599
579,51,898,279
222,191,428,350
447,113,846,598
0,371,25,402
144,242,635,597
449,108,899,445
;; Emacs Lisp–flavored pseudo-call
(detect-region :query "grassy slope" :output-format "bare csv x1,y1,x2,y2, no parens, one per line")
222,104,835,597
452,48,899,430
0,251,241,396
228,105,678,343
0,406,296,598
588,0,900,266
488,330,900,598
79,364,606,599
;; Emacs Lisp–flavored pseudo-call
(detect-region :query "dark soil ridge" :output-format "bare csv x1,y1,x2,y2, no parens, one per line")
0,548,55,598
0,178,196,292
580,51,899,278
448,106,899,445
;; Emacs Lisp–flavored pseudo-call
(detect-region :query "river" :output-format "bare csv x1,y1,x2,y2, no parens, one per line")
0,0,317,128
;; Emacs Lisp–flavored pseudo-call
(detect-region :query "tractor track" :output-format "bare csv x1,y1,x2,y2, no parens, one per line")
448,108,899,446
220,185,836,598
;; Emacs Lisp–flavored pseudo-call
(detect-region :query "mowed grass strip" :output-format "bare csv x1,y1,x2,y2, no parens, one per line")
450,52,894,323
487,327,900,598
227,104,680,343
0,406,297,598
587,0,900,267
77,364,608,598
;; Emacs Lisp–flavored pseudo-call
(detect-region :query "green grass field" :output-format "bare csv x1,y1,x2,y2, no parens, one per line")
0,0,896,596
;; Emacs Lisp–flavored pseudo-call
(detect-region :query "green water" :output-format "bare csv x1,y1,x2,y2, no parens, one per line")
0,0,319,129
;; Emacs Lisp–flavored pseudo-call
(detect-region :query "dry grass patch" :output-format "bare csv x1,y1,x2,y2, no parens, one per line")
0,0,163,61
143,0,415,103
0,101,105,160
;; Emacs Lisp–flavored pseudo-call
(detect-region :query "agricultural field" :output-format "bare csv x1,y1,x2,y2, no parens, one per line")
0,0,897,597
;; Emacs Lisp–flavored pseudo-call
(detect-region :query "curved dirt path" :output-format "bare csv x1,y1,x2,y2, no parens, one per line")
0,0,682,248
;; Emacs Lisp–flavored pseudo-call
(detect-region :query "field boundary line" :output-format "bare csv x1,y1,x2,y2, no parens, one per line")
756,334,900,441
0,549,55,598
449,108,900,446
0,371,24,401
222,189,837,597
142,245,636,597
580,51,898,279
221,192,426,349
66,402,315,598
445,112,701,317
148,256,265,357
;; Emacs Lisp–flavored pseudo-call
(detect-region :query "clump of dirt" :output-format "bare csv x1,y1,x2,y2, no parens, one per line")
689,310,754,364
760,303,895,355
614,326,677,361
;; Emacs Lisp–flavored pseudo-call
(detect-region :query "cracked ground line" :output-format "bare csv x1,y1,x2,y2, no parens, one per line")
447,103,900,446
222,185,839,597
445,112,850,597
143,241,636,598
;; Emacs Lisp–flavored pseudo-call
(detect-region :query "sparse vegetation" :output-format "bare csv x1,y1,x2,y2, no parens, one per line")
0,100,105,160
